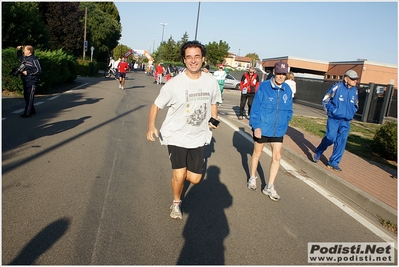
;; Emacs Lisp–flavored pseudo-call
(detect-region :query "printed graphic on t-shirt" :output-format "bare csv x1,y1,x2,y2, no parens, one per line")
186,103,207,126
184,89,211,127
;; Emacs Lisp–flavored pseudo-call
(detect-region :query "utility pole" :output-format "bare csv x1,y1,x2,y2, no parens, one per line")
83,7,87,60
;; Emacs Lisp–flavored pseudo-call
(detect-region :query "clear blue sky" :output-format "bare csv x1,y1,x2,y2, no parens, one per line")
115,1,398,65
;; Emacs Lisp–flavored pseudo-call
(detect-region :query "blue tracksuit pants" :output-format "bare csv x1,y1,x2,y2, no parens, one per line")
315,117,350,167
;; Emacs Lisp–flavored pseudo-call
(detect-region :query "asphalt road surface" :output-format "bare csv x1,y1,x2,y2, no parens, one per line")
2,71,396,265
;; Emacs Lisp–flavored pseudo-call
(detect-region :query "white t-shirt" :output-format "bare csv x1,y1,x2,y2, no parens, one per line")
113,60,120,69
285,79,297,97
213,69,227,82
154,71,222,148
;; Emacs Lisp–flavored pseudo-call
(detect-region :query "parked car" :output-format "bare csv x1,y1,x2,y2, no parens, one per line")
210,71,241,90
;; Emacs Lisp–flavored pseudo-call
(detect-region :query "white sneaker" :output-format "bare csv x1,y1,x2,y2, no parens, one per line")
262,185,280,201
170,201,182,219
247,176,257,191
119,84,122,89
121,87,124,90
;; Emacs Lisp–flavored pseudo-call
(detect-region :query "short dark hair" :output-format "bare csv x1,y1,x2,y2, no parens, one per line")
180,40,207,63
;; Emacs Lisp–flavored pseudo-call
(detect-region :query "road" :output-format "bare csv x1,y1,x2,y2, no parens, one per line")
2,71,396,264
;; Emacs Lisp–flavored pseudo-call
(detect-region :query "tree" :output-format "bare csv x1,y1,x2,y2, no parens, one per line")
39,2,84,57
245,53,260,67
205,40,230,67
112,44,131,60
2,2,49,49
163,36,180,62
79,2,121,61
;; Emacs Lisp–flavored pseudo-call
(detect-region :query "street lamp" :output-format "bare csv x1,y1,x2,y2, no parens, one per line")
194,2,201,40
160,23,167,44
152,38,155,54
160,23,167,61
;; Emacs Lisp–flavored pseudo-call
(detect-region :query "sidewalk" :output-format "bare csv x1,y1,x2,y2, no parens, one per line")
284,124,397,222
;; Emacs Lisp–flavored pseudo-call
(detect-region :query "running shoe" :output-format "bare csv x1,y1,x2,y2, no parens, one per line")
262,185,280,201
327,165,342,172
247,176,257,191
313,153,321,163
170,201,182,219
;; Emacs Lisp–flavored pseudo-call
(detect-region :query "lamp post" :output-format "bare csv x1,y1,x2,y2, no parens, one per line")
159,23,167,60
152,38,155,54
194,2,201,40
160,23,167,44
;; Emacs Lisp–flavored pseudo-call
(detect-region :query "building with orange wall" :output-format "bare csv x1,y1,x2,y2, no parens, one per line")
261,56,397,88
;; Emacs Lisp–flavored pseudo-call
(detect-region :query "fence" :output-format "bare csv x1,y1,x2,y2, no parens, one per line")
293,77,396,124
227,72,396,124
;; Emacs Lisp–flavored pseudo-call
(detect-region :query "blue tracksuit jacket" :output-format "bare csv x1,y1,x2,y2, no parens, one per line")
249,79,293,137
316,80,359,167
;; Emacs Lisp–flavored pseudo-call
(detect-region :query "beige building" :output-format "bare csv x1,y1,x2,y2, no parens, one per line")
260,56,397,88
223,53,252,70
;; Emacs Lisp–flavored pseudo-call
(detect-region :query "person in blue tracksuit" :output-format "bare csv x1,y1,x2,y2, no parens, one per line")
247,62,293,201
313,69,359,172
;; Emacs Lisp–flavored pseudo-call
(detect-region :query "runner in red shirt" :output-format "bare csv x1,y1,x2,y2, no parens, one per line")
117,57,129,90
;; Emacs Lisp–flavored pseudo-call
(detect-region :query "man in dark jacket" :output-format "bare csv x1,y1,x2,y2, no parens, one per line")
313,69,359,172
17,45,42,118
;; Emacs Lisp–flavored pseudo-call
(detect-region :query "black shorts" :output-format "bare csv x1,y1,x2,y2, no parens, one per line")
253,134,283,143
167,145,205,174
119,72,126,78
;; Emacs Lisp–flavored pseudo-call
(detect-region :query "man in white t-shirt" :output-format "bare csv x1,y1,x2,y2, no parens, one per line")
147,40,222,220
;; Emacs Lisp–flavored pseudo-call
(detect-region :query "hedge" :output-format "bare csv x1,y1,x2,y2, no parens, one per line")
2,47,100,95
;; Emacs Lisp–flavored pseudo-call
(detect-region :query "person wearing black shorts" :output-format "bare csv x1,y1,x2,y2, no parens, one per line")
146,41,222,219
247,62,293,201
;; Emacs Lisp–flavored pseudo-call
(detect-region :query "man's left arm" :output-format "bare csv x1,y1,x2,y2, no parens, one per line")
31,58,42,76
209,103,219,128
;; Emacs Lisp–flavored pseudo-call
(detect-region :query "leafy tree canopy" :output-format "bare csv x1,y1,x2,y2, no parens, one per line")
2,2,49,49
205,40,230,66
39,2,84,56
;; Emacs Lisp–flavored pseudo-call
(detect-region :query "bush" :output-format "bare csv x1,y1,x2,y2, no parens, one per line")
2,47,24,94
372,121,397,160
77,59,99,77
36,49,78,92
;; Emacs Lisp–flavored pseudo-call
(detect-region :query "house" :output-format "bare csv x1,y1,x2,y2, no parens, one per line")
223,52,253,70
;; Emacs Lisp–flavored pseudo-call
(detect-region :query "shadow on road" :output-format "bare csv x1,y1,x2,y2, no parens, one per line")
233,127,266,187
8,217,70,265
177,166,232,265
2,106,146,176
2,95,103,153
286,126,327,163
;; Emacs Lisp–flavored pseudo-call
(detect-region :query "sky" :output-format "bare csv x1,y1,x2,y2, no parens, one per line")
114,1,398,65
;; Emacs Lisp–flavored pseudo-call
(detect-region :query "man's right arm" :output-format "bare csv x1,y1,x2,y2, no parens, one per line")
146,104,160,141
17,46,23,60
